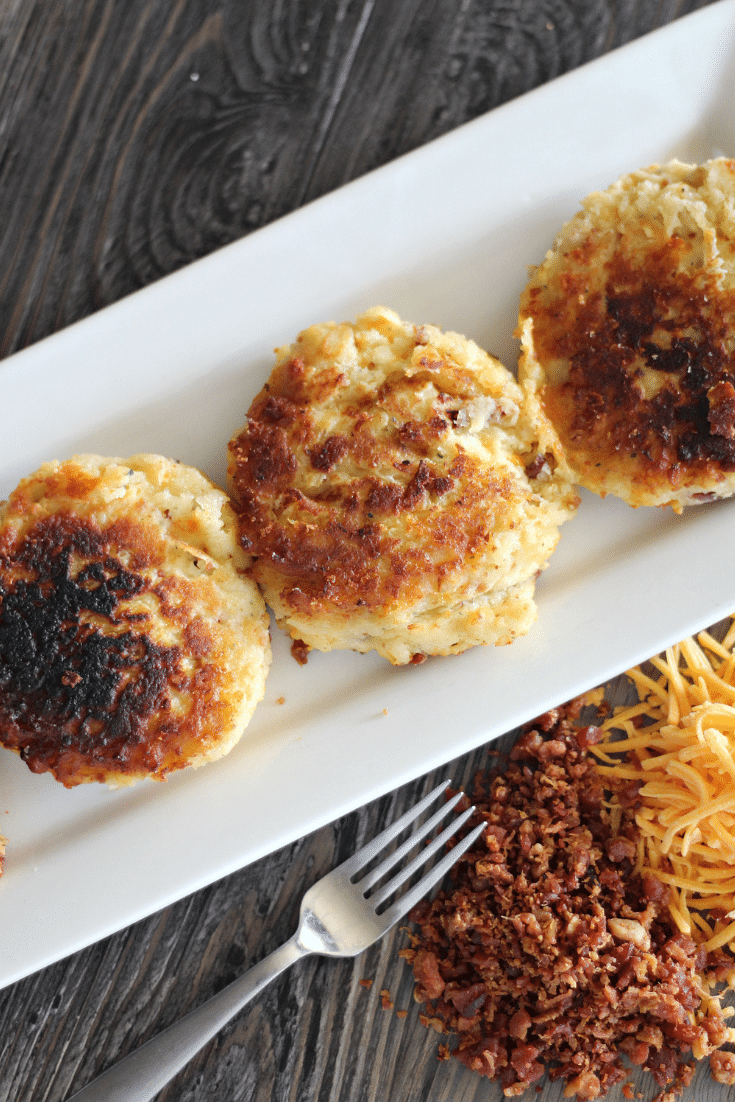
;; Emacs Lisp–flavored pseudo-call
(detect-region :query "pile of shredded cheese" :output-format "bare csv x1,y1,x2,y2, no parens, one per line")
593,619,735,954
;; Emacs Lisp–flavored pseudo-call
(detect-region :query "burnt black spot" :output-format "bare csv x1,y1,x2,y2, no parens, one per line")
0,516,183,777
563,257,735,471
644,337,701,374
607,288,657,348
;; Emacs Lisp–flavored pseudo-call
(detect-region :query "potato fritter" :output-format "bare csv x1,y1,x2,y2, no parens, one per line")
0,454,271,786
228,307,578,665
519,158,735,511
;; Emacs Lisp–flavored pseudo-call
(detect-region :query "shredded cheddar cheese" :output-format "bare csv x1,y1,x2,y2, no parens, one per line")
593,619,735,955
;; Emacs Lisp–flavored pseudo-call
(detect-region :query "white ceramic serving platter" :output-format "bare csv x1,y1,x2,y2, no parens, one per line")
1,2,735,991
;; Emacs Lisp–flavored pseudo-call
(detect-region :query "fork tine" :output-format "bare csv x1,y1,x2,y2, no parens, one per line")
378,817,485,928
368,803,477,908
335,779,451,879
356,789,465,894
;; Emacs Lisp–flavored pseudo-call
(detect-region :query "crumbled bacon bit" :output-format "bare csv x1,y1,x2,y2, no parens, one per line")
359,978,373,990
524,450,557,481
404,702,733,1099
710,1050,735,1084
381,988,394,1010
290,638,309,665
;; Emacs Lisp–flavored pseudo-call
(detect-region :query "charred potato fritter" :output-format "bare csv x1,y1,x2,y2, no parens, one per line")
0,454,271,786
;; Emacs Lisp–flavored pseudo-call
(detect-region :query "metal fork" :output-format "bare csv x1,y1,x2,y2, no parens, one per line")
66,779,484,1102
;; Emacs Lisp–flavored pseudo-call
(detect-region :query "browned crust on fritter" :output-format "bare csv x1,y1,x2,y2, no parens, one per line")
229,309,578,663
527,235,735,490
519,159,735,508
0,514,218,784
229,367,520,615
0,457,270,786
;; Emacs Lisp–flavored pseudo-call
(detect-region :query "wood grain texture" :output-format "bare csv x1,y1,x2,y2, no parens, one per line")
0,0,716,356
0,1,727,1100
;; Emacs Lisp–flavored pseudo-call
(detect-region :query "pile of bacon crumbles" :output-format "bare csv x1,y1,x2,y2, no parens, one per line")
401,702,735,1100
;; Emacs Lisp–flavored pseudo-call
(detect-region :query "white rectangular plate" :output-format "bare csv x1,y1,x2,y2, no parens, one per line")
2,1,735,990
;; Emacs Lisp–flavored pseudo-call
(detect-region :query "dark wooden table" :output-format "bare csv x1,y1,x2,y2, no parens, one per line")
0,2,726,1101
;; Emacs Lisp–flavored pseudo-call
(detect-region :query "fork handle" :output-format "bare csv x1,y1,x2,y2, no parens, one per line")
65,935,309,1102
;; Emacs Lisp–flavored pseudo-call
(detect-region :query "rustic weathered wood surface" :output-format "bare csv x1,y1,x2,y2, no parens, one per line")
0,1,728,1100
